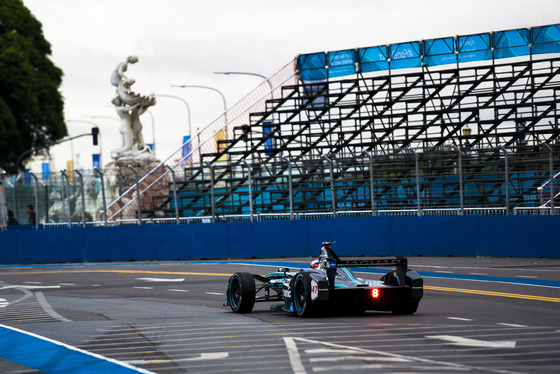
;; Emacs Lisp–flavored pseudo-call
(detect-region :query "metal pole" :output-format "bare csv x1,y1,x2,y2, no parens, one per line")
0,170,8,229
65,171,73,225
321,154,337,217
29,172,39,230
128,165,142,225
203,162,216,223
66,120,103,168
60,171,66,223
282,157,294,219
155,94,192,138
145,109,156,154
408,148,422,216
10,174,17,224
0,171,8,230
451,145,464,216
166,165,180,224
15,131,94,173
214,71,274,99
241,161,253,221
362,151,376,216
497,145,509,215
171,85,227,124
44,181,49,224
74,170,86,228
94,168,108,226
541,143,554,215
60,170,72,228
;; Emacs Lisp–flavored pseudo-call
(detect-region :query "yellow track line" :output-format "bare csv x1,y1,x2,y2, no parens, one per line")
6,270,232,277
426,285,560,303
6,270,559,303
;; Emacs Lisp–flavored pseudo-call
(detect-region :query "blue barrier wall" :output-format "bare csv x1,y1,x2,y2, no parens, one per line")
1,216,558,264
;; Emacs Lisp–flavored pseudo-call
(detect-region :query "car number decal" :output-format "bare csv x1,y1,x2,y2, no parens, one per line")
311,280,319,300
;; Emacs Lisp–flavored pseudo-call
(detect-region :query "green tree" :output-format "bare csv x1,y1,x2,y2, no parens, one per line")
0,0,66,173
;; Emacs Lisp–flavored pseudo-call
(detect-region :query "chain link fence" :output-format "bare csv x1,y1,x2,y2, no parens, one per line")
3,142,555,230
179,144,557,220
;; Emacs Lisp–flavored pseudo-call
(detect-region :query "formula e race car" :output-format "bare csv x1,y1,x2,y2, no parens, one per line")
225,242,423,317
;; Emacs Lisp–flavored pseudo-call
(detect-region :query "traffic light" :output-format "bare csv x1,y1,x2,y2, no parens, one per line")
91,127,99,145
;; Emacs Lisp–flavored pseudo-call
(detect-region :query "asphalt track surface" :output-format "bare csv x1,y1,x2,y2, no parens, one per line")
0,256,559,374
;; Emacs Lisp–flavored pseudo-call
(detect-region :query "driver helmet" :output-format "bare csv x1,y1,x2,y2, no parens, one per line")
310,259,320,269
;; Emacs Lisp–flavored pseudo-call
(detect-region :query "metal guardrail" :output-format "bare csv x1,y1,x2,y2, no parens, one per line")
28,207,525,229
513,207,558,215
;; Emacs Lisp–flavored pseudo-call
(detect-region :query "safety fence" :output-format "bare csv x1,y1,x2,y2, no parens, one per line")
1,169,110,229
169,144,558,220
1,142,558,230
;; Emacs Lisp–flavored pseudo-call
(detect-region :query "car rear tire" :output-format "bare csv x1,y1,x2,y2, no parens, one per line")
292,272,316,317
227,272,255,313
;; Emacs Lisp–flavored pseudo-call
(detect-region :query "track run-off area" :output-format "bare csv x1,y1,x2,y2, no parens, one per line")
0,256,559,373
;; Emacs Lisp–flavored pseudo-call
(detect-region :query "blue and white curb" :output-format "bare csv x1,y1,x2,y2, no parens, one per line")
0,324,155,373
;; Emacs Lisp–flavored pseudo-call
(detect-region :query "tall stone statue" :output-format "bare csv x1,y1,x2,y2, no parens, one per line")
110,56,156,160
105,56,169,221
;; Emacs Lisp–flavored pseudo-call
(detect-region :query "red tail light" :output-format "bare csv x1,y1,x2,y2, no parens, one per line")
371,288,380,298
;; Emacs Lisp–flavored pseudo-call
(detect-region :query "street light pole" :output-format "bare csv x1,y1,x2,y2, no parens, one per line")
155,94,192,138
171,85,227,124
215,71,267,80
68,119,103,168
15,131,97,173
214,71,273,98
144,109,156,153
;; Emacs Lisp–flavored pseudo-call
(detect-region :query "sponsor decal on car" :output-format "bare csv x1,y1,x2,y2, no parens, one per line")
311,279,319,300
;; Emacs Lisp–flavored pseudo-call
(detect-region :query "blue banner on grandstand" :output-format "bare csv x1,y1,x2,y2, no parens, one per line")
182,135,191,163
423,37,456,67
92,154,100,170
390,41,422,70
42,162,49,183
457,33,492,63
296,23,560,82
328,49,356,78
359,45,389,73
297,52,327,81
263,122,274,156
24,170,31,185
494,29,530,59
532,24,560,54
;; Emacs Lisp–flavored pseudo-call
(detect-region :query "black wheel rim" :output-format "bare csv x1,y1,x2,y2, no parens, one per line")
294,277,305,312
230,277,241,309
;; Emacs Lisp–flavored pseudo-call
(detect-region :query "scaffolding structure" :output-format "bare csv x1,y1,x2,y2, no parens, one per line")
157,54,559,220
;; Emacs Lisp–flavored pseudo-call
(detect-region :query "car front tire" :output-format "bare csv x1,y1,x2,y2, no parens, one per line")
227,272,256,313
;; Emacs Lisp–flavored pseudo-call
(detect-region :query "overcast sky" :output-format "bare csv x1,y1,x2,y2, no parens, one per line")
22,0,560,171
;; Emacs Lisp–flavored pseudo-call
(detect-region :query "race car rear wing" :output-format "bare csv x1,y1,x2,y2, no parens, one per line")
320,242,408,270
320,243,409,288
335,257,408,268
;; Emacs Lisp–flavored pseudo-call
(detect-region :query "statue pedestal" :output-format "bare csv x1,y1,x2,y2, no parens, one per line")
105,155,171,220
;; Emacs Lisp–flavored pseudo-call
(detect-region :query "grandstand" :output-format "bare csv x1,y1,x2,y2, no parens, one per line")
5,24,560,227
104,23,560,223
